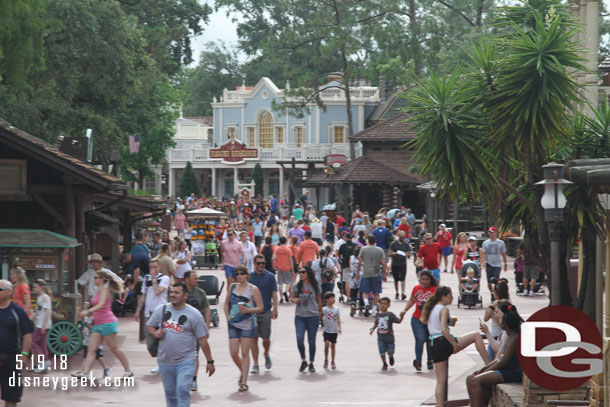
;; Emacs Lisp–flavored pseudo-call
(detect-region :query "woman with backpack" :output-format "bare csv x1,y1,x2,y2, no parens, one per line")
291,265,322,372
312,249,338,294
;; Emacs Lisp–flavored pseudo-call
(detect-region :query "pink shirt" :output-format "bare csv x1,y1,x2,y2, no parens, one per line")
90,288,117,325
222,239,244,267
174,213,186,230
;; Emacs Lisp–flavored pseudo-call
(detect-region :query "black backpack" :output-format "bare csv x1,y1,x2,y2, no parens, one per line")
320,259,335,283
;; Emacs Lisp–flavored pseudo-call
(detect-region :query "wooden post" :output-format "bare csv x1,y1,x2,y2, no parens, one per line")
605,211,610,338
596,233,603,332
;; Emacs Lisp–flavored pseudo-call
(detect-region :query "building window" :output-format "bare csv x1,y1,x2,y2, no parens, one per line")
258,111,273,148
333,126,345,143
276,126,284,144
294,126,304,147
247,127,256,146
226,126,236,141
144,176,156,193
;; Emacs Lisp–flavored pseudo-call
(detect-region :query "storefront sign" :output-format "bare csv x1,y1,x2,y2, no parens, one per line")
18,256,57,271
324,154,347,168
210,137,259,164
240,188,251,200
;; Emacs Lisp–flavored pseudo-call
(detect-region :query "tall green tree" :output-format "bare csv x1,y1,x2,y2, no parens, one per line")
120,0,211,76
179,161,199,197
180,42,244,117
0,0,177,179
250,163,264,197
0,0,46,91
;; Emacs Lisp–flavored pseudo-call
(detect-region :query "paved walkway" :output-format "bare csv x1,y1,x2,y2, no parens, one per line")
24,258,549,406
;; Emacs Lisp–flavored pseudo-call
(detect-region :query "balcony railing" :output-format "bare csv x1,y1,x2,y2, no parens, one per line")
168,143,360,163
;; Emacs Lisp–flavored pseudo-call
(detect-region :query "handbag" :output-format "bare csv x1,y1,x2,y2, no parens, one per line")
146,304,166,358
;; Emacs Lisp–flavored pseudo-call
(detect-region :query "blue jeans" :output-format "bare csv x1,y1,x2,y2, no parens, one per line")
159,359,196,407
411,317,432,364
295,315,320,362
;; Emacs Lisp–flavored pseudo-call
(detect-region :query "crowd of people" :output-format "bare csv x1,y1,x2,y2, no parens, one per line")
0,192,529,407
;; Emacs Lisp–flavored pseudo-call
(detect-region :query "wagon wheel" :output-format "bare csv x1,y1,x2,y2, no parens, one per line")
47,321,83,357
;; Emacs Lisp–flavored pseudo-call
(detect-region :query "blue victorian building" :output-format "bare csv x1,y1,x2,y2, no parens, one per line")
167,76,380,204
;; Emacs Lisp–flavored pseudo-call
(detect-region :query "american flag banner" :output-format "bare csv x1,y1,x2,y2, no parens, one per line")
129,134,140,153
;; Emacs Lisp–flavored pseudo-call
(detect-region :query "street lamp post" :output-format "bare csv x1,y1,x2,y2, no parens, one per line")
536,162,572,305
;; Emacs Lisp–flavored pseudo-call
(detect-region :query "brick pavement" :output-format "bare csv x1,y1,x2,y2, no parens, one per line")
23,257,550,407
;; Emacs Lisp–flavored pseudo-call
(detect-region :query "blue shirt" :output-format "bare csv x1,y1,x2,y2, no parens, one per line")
270,198,279,213
253,221,264,237
0,303,34,354
249,270,278,312
393,219,401,228
129,252,150,276
373,227,392,250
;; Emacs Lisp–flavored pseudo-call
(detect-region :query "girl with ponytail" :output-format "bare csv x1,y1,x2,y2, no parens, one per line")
73,270,132,379
423,286,490,406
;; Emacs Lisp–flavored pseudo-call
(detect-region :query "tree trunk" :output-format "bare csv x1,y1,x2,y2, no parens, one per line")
476,0,484,27
341,51,356,160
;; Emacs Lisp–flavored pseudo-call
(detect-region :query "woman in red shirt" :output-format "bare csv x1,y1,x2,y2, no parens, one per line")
400,270,437,371
397,217,411,237
10,267,31,316
451,232,468,277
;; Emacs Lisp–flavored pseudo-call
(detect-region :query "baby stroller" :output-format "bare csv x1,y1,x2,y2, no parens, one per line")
197,274,225,327
457,261,483,308
514,256,546,295
112,276,139,317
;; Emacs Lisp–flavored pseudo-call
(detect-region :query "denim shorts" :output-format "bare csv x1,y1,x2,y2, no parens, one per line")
378,340,395,355
228,323,256,339
360,275,382,294
92,321,119,336
441,246,452,257
496,367,523,383
430,268,440,282
224,265,236,278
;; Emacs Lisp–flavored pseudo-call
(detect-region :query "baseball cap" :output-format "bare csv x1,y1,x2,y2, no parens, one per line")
468,236,477,241
344,233,352,239
440,223,446,228
488,227,497,233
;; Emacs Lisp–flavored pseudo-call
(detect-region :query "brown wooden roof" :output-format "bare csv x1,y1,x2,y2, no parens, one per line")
0,119,126,191
306,154,425,186
350,112,416,142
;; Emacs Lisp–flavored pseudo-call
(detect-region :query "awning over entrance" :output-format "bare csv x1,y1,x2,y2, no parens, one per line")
0,229,81,248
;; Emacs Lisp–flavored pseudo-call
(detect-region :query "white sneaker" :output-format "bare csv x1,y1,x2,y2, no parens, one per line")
522,290,528,296
529,291,534,297
151,367,160,373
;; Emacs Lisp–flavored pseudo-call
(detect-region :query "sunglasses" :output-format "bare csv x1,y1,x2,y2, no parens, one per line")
93,276,103,279
256,262,266,265
0,287,10,291
298,270,307,274
425,238,432,241
235,272,248,276
227,233,234,236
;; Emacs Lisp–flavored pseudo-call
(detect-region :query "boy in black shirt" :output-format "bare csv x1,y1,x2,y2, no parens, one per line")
369,297,404,370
